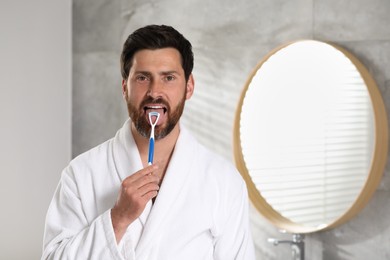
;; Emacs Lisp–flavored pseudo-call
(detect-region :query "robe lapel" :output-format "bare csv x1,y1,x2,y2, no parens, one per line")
139,200,152,226
112,119,143,181
135,125,197,258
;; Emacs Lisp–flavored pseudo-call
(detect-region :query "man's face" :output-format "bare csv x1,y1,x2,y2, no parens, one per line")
122,48,194,140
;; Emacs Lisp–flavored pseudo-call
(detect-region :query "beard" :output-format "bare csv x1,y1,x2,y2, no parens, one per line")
127,94,186,140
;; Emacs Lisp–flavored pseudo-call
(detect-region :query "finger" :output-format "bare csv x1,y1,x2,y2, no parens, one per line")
139,188,159,204
143,190,159,202
123,164,160,183
125,175,160,192
117,182,157,208
132,174,160,190
137,182,160,196
121,174,159,197
129,184,159,205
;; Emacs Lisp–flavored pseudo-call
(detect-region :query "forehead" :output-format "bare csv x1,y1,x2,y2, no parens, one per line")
131,48,182,70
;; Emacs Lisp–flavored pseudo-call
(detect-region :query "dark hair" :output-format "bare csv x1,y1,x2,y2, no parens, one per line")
120,24,194,81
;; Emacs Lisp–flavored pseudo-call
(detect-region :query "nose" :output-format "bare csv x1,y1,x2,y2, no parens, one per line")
147,80,163,99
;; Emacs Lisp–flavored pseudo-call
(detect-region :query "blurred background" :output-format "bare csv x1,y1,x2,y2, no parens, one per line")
1,0,390,259
0,1,71,259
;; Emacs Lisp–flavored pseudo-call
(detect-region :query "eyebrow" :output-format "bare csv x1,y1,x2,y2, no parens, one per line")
160,70,179,75
134,71,152,77
134,70,180,76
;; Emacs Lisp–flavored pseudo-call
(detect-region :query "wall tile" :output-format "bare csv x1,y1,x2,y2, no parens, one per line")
73,0,125,53
73,52,126,157
314,0,390,41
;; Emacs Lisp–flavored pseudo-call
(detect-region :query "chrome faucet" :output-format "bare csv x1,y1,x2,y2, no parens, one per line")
268,233,305,260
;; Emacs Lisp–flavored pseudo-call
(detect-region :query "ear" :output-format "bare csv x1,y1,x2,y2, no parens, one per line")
185,74,195,100
122,79,128,99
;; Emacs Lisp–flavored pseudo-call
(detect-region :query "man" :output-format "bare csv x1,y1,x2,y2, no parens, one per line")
42,25,255,260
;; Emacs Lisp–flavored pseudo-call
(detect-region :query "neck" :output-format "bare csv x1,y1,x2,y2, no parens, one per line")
131,122,180,168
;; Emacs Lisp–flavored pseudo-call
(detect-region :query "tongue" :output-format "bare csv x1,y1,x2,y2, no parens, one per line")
146,109,164,125
149,114,159,124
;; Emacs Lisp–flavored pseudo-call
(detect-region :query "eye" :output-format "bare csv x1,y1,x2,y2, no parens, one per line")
165,75,176,81
135,74,150,82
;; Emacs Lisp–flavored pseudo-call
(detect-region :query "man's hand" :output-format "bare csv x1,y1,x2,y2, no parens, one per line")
111,164,160,243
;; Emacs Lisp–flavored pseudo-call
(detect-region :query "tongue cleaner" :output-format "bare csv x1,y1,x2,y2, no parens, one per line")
148,111,160,165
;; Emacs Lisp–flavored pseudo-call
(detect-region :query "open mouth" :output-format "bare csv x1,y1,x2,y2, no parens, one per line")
143,105,167,114
143,104,167,126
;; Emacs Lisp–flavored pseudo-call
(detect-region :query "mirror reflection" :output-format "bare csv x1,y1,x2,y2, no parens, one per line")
235,40,387,232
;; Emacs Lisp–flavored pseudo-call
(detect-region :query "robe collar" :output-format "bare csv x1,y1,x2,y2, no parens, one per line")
113,118,143,182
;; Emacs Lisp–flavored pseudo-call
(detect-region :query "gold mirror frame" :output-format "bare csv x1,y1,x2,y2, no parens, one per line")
233,40,388,233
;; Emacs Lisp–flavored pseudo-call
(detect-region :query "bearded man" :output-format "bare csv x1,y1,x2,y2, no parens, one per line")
42,24,255,260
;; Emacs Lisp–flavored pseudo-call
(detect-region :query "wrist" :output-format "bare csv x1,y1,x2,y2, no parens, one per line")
111,207,133,230
110,207,134,243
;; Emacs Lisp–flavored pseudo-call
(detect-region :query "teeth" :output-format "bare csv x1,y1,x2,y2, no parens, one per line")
144,105,166,113
147,106,163,109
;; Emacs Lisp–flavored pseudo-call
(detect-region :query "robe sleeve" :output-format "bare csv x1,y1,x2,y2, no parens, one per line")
41,167,128,260
213,180,256,260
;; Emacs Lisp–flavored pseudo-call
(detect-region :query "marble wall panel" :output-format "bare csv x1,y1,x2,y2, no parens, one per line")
73,52,126,156
73,0,125,53
314,0,390,41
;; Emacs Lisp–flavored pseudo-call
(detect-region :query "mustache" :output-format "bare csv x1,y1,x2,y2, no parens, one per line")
140,97,169,110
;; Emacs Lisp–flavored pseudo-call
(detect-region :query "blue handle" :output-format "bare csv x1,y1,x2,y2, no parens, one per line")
148,137,155,164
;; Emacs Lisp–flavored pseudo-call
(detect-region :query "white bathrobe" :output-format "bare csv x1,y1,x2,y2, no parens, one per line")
42,119,255,260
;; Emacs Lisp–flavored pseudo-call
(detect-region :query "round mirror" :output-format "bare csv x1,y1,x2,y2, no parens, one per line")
234,40,388,233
